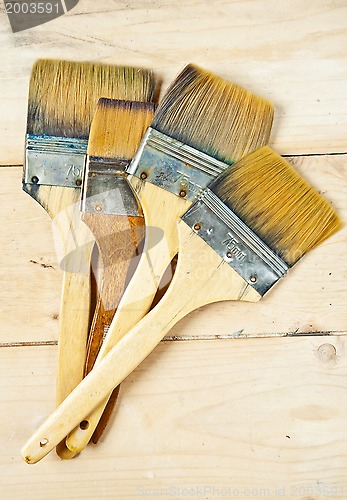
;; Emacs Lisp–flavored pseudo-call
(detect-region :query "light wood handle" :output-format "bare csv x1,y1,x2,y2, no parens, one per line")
55,270,91,404
55,266,92,459
42,187,95,411
32,185,95,459
53,201,95,459
22,222,260,463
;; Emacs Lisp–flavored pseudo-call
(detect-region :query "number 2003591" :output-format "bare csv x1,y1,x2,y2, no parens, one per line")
5,2,61,15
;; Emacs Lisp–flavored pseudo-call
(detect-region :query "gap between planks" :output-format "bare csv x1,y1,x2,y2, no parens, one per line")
1,330,347,349
283,151,347,158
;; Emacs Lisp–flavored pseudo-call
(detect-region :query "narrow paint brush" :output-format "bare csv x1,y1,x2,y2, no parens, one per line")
21,145,342,463
76,98,155,442
23,59,155,458
65,63,274,453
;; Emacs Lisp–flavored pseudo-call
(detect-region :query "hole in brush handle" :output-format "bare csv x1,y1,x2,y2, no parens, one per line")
79,420,90,430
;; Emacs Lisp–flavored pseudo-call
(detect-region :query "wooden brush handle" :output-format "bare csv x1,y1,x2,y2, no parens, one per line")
34,186,94,412
84,301,115,374
22,222,260,464
65,181,183,453
55,270,91,403
29,185,95,460
80,212,144,444
82,213,145,374
90,384,121,444
54,198,95,460
55,265,92,459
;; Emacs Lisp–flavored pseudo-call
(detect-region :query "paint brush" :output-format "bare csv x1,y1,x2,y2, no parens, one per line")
23,59,154,458
21,145,341,464
65,63,274,453
77,98,155,441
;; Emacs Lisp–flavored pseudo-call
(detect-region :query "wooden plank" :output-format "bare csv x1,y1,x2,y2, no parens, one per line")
1,154,346,344
1,338,346,498
0,167,62,344
1,0,347,164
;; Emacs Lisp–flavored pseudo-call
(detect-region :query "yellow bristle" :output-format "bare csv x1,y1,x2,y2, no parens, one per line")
27,59,155,138
87,99,156,159
211,146,342,265
152,64,273,163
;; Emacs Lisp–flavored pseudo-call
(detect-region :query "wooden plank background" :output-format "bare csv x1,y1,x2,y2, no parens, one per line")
0,1,346,498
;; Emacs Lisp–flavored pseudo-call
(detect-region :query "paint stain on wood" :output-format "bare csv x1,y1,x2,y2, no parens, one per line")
30,259,55,269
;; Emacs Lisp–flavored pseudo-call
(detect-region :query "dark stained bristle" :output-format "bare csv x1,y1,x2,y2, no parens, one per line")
27,59,155,138
152,64,274,164
88,98,156,159
211,146,342,265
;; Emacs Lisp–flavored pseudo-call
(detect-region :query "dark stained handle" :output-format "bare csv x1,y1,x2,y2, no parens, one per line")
81,212,145,442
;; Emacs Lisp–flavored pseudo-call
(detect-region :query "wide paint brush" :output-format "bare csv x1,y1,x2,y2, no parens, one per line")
65,63,274,453
23,59,154,458
21,145,341,464
76,98,155,443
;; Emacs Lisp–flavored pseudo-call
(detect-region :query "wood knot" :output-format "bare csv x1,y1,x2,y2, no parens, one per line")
317,343,336,363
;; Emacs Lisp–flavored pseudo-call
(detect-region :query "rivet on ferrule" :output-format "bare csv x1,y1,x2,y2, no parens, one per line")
94,204,103,213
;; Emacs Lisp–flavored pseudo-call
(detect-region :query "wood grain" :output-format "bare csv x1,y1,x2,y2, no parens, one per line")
2,339,347,497
1,1,347,164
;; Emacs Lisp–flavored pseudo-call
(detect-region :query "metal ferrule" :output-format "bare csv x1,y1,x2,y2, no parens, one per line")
181,189,289,296
24,134,88,187
81,155,141,217
127,128,230,202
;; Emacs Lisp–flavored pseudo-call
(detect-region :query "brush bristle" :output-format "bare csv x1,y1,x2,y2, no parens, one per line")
152,64,273,163
88,99,156,159
27,59,155,138
211,146,342,265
